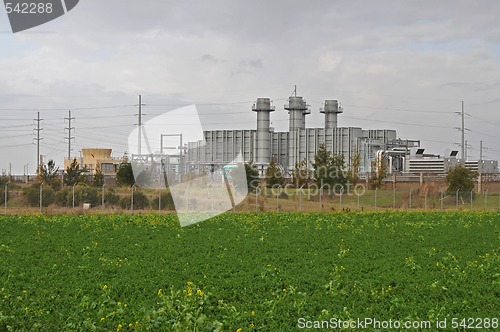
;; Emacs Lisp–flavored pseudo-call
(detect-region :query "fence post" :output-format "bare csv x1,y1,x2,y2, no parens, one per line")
39,184,43,213
470,191,473,210
72,184,76,209
275,185,281,212
484,189,488,210
4,183,7,214
131,185,134,212
211,185,214,212
255,186,258,213
424,189,429,210
158,189,161,212
440,191,444,210
357,190,360,211
409,188,413,209
340,187,343,210
393,188,397,209
456,189,459,210
374,188,378,211
319,185,325,210
102,184,105,211
299,185,303,211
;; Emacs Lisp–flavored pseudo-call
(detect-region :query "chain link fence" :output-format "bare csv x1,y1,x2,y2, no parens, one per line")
1,182,500,214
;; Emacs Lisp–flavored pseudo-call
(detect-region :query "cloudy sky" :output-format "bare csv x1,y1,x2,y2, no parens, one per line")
1,0,500,175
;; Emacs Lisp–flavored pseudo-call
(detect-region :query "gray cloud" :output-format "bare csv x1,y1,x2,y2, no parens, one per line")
1,0,500,173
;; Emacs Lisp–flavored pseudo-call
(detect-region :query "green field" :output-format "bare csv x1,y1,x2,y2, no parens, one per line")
0,212,498,331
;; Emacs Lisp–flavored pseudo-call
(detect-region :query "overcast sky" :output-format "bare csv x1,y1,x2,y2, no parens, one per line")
1,0,500,174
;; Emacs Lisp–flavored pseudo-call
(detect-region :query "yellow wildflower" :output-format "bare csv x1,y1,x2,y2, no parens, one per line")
117,323,122,330
100,317,105,322
250,323,255,327
103,285,108,290
128,323,133,328
197,289,204,296
251,310,255,316
236,328,242,332
118,301,122,306
157,288,163,296
187,281,194,286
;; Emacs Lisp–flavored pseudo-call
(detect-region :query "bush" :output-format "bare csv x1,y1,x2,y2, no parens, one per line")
104,189,120,206
133,191,149,210
120,191,149,210
55,188,70,207
49,178,62,191
119,196,131,210
150,191,175,210
79,186,99,206
22,186,55,207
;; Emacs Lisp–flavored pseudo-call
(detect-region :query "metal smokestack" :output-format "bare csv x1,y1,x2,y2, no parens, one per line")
285,96,309,131
252,98,275,165
321,100,343,129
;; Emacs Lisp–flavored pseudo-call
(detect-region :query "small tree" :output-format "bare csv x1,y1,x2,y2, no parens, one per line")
313,143,347,193
93,165,105,187
116,162,135,187
347,150,361,186
370,156,388,189
37,160,59,184
65,159,79,186
446,165,478,196
292,159,312,188
265,156,285,188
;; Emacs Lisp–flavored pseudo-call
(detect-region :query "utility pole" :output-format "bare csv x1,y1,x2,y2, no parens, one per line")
33,112,43,174
135,95,145,156
479,140,483,161
455,101,469,161
465,140,468,161
65,110,75,160
461,101,465,160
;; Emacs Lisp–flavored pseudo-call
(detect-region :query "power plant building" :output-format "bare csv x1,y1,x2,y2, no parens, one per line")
186,95,420,175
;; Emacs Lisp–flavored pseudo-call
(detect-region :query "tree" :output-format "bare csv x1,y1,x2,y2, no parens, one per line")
265,156,285,188
292,159,312,188
370,156,388,189
93,165,104,187
238,162,259,193
446,165,478,195
64,158,83,186
347,150,361,186
37,160,59,184
116,162,135,187
312,143,347,193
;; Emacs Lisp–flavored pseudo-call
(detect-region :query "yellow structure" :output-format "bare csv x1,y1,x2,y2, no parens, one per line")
64,148,123,176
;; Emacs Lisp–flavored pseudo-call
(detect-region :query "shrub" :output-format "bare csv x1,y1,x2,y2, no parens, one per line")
55,188,70,207
150,191,175,210
22,186,54,207
133,191,149,210
104,189,120,206
119,196,131,210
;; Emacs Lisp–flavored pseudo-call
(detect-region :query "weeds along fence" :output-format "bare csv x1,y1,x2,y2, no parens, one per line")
1,182,500,214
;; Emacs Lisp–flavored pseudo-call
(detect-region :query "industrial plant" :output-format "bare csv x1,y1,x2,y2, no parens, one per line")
184,94,498,177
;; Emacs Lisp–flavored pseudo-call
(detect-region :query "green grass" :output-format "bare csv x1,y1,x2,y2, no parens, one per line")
0,212,498,331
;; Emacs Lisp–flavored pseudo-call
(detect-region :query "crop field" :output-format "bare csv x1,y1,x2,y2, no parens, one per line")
0,212,498,331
